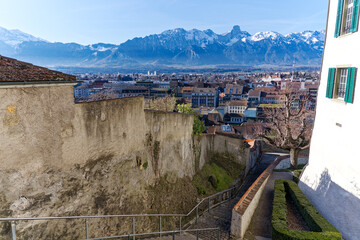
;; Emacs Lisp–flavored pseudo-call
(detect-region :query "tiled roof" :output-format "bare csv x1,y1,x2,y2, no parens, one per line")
206,113,223,125
225,84,243,95
248,89,261,97
228,100,248,106
74,84,91,89
193,88,217,93
122,85,148,91
0,55,76,82
254,87,277,93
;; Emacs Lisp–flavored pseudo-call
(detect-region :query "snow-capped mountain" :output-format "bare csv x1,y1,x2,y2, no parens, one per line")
250,31,284,42
0,26,45,46
286,30,325,44
0,25,325,69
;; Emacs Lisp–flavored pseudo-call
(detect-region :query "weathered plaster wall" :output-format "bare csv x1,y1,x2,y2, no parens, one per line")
0,85,194,178
0,84,197,239
0,85,146,171
144,110,194,178
193,133,252,174
1,84,78,172
0,84,253,239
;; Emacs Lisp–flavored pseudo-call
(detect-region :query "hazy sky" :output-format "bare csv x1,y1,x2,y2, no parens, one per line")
0,0,328,45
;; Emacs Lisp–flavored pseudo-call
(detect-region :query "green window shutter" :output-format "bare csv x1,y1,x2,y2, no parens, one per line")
345,67,356,103
335,0,344,37
326,68,336,98
351,0,360,32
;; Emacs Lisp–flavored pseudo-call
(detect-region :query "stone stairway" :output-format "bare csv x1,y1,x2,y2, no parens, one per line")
185,153,278,240
146,232,200,240
145,154,278,240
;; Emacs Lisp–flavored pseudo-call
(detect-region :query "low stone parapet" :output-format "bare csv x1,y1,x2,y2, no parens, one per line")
230,155,288,239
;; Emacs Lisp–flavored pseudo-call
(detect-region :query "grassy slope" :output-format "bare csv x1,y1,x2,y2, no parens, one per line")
193,152,245,196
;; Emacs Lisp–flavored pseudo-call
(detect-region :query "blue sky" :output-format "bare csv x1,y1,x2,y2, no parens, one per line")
1,0,328,45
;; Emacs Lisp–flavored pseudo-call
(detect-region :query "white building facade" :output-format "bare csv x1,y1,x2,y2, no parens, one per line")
226,101,247,114
299,0,360,239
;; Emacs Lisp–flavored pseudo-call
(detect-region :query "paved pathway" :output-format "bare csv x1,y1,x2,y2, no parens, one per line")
243,171,293,240
185,153,280,240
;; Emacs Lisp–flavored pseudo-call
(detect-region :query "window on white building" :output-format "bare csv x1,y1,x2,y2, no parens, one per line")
345,0,355,33
335,0,359,37
337,68,348,99
326,67,357,103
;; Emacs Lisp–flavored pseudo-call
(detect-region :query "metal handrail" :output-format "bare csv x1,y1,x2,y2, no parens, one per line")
0,183,239,240
0,213,185,221
82,227,221,240
186,186,236,216
0,186,237,222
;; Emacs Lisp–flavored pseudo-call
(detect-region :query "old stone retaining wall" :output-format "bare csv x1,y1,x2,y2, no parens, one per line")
0,83,255,239
193,133,257,174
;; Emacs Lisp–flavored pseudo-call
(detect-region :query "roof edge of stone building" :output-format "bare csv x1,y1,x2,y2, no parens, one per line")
0,55,77,83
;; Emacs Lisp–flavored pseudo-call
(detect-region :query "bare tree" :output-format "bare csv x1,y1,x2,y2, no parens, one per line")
255,86,314,169
145,96,176,112
86,90,119,102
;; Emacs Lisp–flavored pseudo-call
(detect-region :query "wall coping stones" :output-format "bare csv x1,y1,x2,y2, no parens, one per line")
233,155,289,215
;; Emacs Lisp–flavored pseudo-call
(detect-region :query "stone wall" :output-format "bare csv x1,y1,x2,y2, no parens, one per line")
0,84,197,239
194,133,256,175
144,110,194,178
0,84,194,178
0,84,254,239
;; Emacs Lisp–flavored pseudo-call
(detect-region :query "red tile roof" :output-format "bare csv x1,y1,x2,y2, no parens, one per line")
0,55,76,82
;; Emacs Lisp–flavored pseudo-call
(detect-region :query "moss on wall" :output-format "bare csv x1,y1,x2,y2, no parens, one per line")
192,151,245,196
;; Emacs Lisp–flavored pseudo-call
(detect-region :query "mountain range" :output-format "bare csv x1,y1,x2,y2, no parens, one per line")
0,25,325,70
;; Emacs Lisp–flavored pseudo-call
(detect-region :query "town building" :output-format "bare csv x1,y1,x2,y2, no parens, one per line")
224,113,244,124
247,89,261,104
182,86,195,99
150,88,170,98
244,107,258,121
121,85,148,97
226,100,248,114
74,83,92,100
225,84,244,97
191,88,219,108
